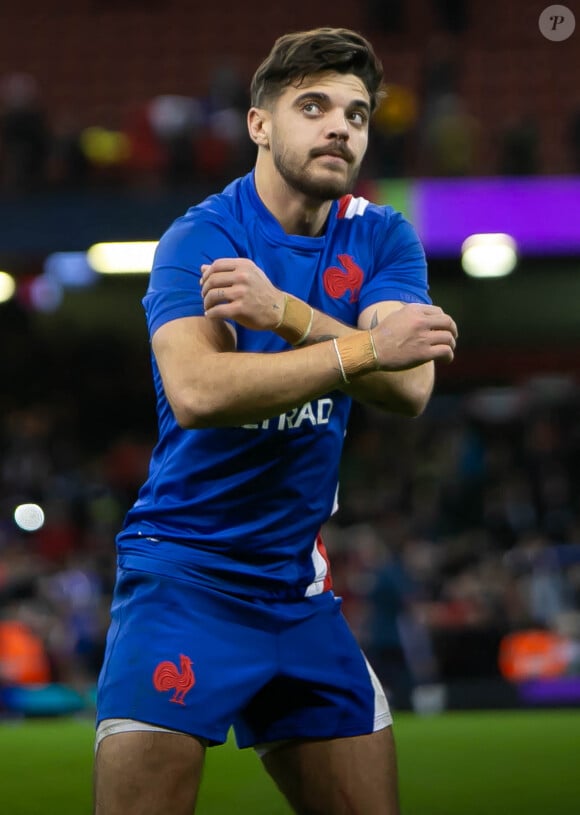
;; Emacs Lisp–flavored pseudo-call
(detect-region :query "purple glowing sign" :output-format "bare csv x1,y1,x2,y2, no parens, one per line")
519,676,580,705
410,178,580,257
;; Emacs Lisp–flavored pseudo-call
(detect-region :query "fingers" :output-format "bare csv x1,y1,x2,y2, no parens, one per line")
200,271,237,298
200,259,239,278
200,266,243,313
204,303,233,321
417,307,458,338
432,345,455,364
204,285,233,312
414,307,459,345
200,259,251,287
428,318,457,364
428,329,457,352
433,315,458,340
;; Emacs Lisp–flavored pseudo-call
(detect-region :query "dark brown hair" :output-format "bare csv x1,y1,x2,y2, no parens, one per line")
250,27,384,113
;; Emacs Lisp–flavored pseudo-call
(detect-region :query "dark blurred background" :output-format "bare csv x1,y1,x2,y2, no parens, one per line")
1,0,579,715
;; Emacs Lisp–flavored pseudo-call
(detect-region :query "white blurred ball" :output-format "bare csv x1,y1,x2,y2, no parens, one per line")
14,503,45,532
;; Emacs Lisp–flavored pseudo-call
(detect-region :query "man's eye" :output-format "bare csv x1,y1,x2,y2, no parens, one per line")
303,103,321,115
350,111,367,125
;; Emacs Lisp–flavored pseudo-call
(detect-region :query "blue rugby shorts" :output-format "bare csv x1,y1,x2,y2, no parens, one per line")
96,562,392,748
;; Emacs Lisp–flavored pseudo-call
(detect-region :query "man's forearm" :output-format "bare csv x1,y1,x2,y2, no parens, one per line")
158,332,346,429
301,308,434,416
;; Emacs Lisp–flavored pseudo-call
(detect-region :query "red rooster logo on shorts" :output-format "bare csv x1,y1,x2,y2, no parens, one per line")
152,654,195,705
322,254,364,303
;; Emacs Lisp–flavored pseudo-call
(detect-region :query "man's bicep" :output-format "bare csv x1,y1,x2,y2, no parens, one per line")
152,316,236,406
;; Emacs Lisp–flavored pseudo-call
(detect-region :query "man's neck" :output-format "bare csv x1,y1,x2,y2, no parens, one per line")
253,161,332,238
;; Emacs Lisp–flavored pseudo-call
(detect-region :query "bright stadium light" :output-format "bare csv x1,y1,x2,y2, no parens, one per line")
0,271,16,303
87,241,158,274
461,233,518,278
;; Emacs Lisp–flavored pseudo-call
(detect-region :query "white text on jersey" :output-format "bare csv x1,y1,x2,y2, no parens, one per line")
242,398,334,431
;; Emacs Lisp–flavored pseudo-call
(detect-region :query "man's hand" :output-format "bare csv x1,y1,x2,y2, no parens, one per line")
200,259,285,331
372,304,458,370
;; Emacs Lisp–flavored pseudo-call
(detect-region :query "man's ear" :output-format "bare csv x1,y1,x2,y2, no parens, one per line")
248,107,271,148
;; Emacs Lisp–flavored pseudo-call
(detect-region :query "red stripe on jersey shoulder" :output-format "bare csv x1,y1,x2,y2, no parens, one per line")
337,195,353,219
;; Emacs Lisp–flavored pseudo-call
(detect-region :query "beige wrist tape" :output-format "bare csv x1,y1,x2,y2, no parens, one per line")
275,294,314,346
334,330,379,384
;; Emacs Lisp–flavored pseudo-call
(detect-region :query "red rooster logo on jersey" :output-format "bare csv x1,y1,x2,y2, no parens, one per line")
322,254,364,303
152,654,195,705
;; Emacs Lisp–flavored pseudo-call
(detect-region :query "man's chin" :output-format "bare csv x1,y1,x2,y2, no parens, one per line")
296,171,355,201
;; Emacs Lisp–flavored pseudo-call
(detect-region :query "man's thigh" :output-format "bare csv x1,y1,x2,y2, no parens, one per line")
262,727,399,815
94,729,205,815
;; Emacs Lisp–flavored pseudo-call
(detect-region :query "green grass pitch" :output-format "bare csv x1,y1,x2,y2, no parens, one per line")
0,710,578,814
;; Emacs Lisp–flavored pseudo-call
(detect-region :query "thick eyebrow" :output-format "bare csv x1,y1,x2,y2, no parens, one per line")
293,91,371,116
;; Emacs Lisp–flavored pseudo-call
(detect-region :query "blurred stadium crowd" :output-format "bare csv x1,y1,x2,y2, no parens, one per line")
1,0,579,192
1,313,579,706
1,0,580,710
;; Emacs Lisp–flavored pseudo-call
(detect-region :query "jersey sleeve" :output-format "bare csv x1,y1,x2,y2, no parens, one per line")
358,209,431,311
143,214,240,337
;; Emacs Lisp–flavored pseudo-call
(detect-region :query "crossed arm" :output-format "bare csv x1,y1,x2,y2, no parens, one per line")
152,259,457,429
293,300,436,415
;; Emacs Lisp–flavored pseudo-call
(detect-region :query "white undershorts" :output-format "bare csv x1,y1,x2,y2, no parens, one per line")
95,718,288,758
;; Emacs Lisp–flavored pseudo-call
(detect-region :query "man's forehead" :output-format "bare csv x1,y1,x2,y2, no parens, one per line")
283,72,370,104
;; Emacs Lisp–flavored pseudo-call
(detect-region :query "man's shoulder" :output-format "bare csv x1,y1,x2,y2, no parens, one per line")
177,175,248,228
334,194,425,269
157,176,251,252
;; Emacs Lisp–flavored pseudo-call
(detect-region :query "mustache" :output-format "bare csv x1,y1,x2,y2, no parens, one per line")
310,142,354,163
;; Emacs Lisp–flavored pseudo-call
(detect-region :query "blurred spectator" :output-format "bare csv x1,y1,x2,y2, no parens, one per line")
194,61,254,183
148,94,202,186
368,83,419,177
0,617,52,684
366,0,405,33
0,73,50,191
417,36,481,175
0,407,54,498
366,538,439,708
498,114,540,176
432,0,470,34
481,469,538,550
421,34,461,114
122,101,167,188
48,113,89,189
39,552,107,683
206,62,248,114
420,93,480,176
80,124,131,187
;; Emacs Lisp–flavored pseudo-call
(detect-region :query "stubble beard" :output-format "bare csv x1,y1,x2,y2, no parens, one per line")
273,147,360,202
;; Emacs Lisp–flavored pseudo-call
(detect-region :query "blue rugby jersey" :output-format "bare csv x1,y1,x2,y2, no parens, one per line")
117,171,430,598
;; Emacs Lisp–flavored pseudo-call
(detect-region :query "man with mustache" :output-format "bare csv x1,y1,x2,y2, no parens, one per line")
94,27,457,815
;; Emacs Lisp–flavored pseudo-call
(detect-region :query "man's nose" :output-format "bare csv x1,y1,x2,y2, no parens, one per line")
325,110,349,139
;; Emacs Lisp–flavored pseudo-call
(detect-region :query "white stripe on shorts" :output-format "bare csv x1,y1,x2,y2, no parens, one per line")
364,654,393,729
94,718,192,754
